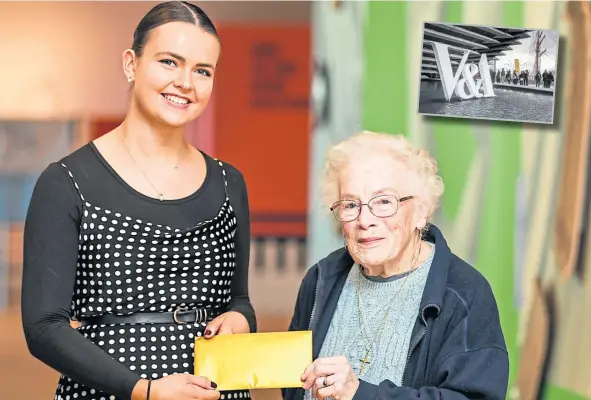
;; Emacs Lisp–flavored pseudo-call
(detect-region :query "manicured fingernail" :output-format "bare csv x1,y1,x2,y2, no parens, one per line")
205,330,212,336
211,381,218,389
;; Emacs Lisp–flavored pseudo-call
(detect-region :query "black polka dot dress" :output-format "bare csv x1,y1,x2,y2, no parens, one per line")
21,144,255,400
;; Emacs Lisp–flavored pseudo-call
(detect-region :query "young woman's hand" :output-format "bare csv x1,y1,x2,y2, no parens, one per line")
132,374,220,400
204,311,250,338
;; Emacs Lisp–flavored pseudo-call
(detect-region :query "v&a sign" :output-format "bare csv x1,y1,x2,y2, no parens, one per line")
427,41,496,101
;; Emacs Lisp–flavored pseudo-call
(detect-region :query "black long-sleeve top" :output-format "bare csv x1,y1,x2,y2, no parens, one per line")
21,142,256,398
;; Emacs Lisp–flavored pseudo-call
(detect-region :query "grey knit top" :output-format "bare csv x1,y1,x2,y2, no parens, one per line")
304,243,434,398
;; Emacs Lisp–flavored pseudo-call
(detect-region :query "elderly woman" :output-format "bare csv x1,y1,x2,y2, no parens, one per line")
283,131,509,400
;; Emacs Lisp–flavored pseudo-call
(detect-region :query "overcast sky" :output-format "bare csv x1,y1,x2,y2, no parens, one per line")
495,29,560,74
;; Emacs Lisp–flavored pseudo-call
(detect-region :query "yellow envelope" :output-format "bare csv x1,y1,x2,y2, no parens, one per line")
194,330,312,391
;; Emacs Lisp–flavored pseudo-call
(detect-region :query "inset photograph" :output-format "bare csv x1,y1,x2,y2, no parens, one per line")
418,22,559,124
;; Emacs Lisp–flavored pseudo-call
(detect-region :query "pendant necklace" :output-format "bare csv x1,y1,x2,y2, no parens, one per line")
354,241,422,376
120,130,185,201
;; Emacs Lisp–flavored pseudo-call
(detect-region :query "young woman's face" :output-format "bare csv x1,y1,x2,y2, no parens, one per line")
125,21,221,128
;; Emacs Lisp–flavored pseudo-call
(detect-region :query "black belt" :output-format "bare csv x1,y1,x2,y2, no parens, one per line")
79,307,223,327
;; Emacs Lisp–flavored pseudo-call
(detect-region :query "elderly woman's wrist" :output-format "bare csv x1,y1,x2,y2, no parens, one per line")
351,379,378,400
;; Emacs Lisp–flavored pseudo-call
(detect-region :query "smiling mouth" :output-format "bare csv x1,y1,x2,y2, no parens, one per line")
161,93,191,106
358,238,383,245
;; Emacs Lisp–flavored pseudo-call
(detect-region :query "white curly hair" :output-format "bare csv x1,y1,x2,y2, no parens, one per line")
321,131,445,226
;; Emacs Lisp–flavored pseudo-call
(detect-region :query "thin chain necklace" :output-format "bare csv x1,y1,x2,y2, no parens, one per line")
120,130,185,202
354,238,422,376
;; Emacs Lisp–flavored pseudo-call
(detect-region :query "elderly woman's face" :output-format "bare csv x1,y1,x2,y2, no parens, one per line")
339,155,423,270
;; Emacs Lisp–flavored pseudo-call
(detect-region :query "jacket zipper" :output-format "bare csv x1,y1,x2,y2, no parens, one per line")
308,268,321,330
401,330,426,386
400,303,435,385
298,269,321,400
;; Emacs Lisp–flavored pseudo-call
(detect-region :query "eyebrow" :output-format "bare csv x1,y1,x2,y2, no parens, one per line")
155,51,216,69
340,188,398,200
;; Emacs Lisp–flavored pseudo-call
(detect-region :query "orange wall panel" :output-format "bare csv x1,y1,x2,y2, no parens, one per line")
214,25,311,227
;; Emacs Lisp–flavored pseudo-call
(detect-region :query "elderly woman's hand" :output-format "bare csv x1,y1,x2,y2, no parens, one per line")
301,356,360,400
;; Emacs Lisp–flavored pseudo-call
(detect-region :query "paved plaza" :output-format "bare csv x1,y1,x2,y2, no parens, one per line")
418,80,555,123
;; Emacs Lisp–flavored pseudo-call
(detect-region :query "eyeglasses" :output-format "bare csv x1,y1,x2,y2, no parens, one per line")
330,195,414,222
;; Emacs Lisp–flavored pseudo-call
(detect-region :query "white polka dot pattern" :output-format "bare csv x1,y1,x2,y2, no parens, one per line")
53,162,250,400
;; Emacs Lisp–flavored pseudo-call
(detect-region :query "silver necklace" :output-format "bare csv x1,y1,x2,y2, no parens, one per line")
120,130,185,202
354,238,422,376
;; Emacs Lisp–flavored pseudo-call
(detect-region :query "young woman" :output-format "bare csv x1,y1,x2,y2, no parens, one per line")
21,2,255,400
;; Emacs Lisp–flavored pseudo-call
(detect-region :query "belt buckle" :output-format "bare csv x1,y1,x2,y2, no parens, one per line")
173,306,188,324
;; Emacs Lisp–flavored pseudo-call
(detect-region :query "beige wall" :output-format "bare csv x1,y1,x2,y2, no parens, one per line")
0,1,309,119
